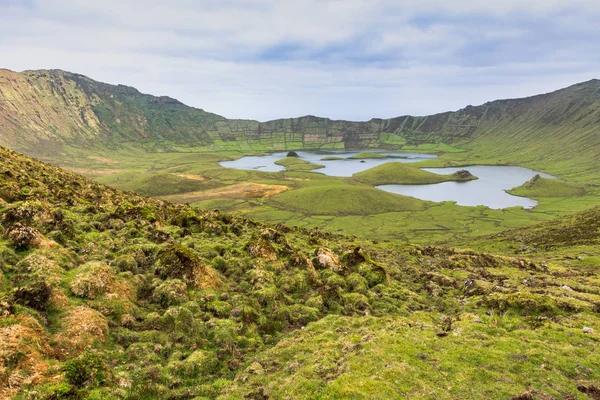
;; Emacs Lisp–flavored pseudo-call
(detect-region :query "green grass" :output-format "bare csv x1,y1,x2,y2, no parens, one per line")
353,162,476,185
508,175,586,198
4,145,600,400
60,146,600,245
222,314,599,399
274,156,325,171
349,152,387,159
268,181,428,216
320,156,344,161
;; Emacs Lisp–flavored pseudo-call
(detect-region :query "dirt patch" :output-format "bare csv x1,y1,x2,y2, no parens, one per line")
87,156,120,164
162,182,289,203
67,168,123,177
173,173,206,181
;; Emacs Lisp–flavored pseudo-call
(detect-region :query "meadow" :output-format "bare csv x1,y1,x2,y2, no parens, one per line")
52,141,600,246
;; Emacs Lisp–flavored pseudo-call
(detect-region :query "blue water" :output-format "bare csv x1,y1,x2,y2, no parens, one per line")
219,150,437,177
378,166,555,209
220,151,554,209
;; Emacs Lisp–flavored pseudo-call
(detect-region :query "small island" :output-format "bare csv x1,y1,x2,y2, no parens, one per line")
354,162,477,185
320,156,345,161
275,156,325,172
507,174,585,198
349,152,387,159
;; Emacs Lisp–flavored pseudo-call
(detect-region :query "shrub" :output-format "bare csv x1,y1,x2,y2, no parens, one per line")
70,262,116,299
155,244,199,284
63,351,109,388
151,279,188,307
274,304,320,326
342,293,371,314
7,224,41,249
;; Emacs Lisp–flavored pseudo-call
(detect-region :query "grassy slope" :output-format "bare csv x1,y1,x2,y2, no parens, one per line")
268,181,428,215
354,162,476,185
508,175,586,199
2,146,600,399
223,314,599,399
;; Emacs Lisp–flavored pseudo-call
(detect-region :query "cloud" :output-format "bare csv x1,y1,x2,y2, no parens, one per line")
0,0,599,120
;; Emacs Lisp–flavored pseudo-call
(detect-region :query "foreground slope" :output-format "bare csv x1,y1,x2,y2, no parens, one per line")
1,147,599,399
1,68,600,182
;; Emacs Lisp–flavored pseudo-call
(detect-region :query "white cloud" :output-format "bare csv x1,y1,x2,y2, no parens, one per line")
0,0,599,120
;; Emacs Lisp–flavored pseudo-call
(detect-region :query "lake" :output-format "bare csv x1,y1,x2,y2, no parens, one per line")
219,150,437,176
220,151,554,209
378,166,555,209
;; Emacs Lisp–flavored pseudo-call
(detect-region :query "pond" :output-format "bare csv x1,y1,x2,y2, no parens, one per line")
378,166,555,209
219,151,554,209
219,150,437,176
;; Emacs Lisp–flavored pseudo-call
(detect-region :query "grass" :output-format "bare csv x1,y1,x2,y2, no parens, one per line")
349,152,387,159
268,181,428,216
353,162,477,185
221,314,600,399
54,146,600,245
508,175,586,198
320,156,344,161
3,145,600,399
274,156,325,171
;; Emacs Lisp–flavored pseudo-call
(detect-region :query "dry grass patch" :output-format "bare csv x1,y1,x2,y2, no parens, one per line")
162,182,289,203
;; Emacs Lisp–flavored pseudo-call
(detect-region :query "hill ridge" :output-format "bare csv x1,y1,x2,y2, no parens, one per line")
1,68,600,183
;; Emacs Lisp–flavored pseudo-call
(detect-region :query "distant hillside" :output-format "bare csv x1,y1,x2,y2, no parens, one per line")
1,68,599,180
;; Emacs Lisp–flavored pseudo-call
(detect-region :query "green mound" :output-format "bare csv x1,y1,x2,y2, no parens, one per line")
508,175,586,198
320,156,344,161
354,162,477,185
269,183,427,215
349,152,387,159
275,157,325,171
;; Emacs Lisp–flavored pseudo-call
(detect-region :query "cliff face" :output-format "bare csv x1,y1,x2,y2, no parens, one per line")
1,69,600,175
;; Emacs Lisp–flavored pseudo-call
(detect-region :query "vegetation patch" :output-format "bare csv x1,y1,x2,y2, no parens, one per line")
508,175,586,198
354,162,477,185
275,156,325,171
269,182,428,215
349,152,387,159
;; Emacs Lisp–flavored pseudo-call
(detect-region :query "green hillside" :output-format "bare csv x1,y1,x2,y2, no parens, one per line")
1,145,600,398
2,69,600,184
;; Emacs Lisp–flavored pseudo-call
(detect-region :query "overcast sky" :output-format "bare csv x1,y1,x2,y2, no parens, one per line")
1,0,599,121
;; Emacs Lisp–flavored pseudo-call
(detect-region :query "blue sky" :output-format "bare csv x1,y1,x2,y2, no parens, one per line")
1,0,599,121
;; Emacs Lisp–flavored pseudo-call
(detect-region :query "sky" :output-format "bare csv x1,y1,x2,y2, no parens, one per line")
1,0,599,121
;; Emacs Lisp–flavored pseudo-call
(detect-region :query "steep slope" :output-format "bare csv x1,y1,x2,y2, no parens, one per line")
1,147,600,399
0,69,225,157
1,68,599,182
